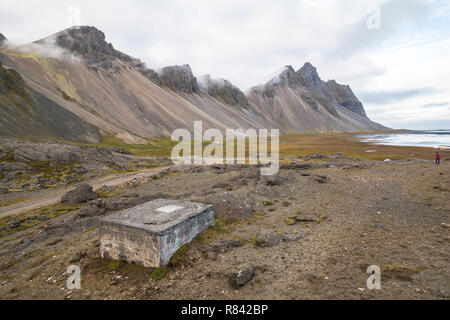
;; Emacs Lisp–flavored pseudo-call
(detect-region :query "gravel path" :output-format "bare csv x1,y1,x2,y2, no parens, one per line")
0,167,171,218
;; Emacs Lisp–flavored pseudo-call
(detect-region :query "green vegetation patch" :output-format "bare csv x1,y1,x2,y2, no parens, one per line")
169,245,187,267
0,203,80,239
151,267,168,280
381,265,427,281
107,260,121,271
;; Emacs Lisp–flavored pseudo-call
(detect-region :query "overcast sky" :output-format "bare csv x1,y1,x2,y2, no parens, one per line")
1,0,449,129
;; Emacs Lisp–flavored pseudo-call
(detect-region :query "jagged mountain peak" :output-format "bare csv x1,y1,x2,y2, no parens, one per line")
0,33,7,49
198,74,248,108
298,62,321,86
249,61,372,121
155,64,200,94
1,26,383,141
272,65,295,78
159,64,194,75
252,65,302,90
53,25,134,67
55,26,108,48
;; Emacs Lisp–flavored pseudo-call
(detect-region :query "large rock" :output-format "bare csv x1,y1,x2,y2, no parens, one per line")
200,193,255,220
261,175,284,186
280,162,312,170
257,230,281,247
61,184,98,204
314,175,328,184
201,239,242,253
228,263,255,288
11,141,125,164
296,214,317,222
0,162,32,172
282,232,306,242
77,203,106,218
3,172,16,181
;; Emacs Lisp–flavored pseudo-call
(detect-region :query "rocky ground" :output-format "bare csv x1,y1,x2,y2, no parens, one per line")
0,151,448,300
0,139,171,207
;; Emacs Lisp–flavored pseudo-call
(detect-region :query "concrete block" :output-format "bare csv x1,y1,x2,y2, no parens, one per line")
99,199,215,267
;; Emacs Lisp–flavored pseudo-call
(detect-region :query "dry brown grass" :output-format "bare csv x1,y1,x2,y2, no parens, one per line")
279,132,450,161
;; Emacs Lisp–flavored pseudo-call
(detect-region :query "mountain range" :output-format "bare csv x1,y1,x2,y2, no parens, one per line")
0,26,385,143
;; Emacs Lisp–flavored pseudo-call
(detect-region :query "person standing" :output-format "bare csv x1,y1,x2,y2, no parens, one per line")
435,151,441,165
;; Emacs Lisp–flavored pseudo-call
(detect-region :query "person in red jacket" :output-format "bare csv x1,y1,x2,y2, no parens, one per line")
435,151,441,165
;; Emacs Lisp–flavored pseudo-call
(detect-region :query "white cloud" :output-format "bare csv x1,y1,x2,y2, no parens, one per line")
0,0,449,129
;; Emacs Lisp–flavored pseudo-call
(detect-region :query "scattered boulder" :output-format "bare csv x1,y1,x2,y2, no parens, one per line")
262,175,283,186
0,187,8,194
314,175,328,184
280,162,312,170
70,251,87,263
257,230,281,247
78,204,106,218
200,193,255,220
3,172,16,181
228,263,255,288
301,172,311,176
212,182,230,189
14,146,78,163
108,146,132,155
9,220,21,229
61,184,98,204
296,214,317,222
33,175,47,185
201,239,241,253
0,162,32,172
310,154,328,159
282,232,306,242
332,153,345,158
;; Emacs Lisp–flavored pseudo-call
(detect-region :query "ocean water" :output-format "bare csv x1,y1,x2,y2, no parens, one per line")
359,130,450,149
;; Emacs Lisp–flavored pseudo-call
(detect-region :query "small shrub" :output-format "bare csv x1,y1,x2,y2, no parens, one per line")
107,260,121,271
151,267,168,280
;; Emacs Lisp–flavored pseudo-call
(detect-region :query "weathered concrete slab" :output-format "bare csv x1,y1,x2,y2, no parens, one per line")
99,199,215,267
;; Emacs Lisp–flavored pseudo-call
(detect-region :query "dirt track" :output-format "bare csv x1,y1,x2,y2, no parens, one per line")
0,167,170,218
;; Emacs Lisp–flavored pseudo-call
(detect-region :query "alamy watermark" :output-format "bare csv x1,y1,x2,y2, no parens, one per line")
66,5,82,28
366,265,381,290
366,4,381,30
66,265,81,290
171,121,280,176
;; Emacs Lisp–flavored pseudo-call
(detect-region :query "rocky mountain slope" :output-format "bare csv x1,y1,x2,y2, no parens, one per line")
0,26,384,143
298,62,367,118
246,65,384,133
0,27,267,143
0,61,100,142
